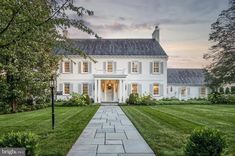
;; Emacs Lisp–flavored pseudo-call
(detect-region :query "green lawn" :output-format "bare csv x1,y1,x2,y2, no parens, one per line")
0,106,99,156
121,105,235,156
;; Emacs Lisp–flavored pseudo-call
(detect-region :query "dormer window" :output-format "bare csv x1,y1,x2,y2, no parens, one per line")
64,62,71,73
132,61,139,73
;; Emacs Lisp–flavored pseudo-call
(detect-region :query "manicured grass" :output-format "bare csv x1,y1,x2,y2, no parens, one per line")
0,106,99,156
121,105,235,156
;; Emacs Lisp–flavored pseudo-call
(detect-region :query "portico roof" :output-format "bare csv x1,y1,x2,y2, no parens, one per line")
93,74,127,79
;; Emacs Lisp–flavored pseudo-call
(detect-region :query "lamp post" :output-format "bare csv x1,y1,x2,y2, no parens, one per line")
49,75,55,130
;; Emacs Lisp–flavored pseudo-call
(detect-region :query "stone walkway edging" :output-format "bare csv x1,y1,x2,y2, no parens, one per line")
67,106,155,156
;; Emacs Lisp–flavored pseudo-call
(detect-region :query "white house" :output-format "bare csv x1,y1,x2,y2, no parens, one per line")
55,26,208,103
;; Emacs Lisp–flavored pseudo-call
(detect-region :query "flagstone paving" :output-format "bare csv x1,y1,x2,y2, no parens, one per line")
67,106,155,156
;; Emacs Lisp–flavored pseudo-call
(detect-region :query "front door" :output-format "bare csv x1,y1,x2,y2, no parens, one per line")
106,84,113,102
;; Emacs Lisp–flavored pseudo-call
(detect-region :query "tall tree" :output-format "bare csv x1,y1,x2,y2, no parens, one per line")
204,0,235,88
0,0,98,111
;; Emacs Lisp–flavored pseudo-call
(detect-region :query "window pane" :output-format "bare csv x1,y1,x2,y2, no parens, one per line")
153,62,159,73
64,62,70,72
153,84,159,95
83,84,88,95
132,62,138,73
132,84,138,94
200,87,206,96
83,62,88,73
107,62,113,72
64,84,70,94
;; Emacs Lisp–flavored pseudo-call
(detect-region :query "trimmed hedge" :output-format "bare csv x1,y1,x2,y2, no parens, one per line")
0,132,39,156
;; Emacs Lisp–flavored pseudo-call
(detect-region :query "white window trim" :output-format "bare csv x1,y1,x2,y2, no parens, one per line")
63,83,70,95
131,61,139,74
63,61,71,73
152,61,160,74
200,87,206,97
107,61,113,73
181,87,187,97
153,83,160,96
131,83,138,94
82,83,89,95
82,61,89,74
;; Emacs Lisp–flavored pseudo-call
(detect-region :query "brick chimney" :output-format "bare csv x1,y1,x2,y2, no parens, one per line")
152,26,160,42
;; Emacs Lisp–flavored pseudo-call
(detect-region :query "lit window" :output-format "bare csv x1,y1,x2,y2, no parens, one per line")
200,87,206,96
64,62,70,73
83,62,88,73
153,84,159,95
107,62,113,72
132,62,138,73
181,87,186,96
132,84,138,94
153,62,159,73
64,84,70,94
83,83,88,95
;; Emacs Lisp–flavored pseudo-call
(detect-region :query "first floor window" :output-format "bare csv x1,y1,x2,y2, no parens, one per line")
132,61,138,73
83,83,88,95
181,87,186,96
64,83,70,94
107,62,113,72
200,87,206,96
153,84,159,95
83,62,88,73
153,62,160,73
132,84,138,94
64,62,70,73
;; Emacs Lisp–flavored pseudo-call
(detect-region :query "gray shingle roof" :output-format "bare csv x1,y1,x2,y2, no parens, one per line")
54,39,167,56
167,68,206,86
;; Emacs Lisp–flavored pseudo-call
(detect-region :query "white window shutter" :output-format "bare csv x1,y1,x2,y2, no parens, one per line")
128,62,131,74
103,62,106,72
70,61,73,73
114,62,117,73
149,84,153,95
160,62,164,74
160,84,163,96
78,84,81,94
150,62,153,74
78,62,81,74
138,84,142,95
89,62,92,73
59,83,63,93
139,62,142,74
60,62,63,73
187,87,190,96
70,84,73,94
128,84,131,95
89,83,92,97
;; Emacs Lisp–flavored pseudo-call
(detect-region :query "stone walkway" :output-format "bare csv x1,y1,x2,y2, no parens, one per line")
67,106,155,156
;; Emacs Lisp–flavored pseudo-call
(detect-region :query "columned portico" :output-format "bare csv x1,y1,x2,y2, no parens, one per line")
94,74,127,104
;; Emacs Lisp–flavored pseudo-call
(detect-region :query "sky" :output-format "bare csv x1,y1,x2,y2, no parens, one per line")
67,0,229,68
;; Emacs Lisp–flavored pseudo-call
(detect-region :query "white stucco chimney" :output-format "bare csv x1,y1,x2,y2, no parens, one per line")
152,26,160,42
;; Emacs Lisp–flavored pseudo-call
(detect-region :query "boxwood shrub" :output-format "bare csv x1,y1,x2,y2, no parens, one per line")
185,128,226,156
0,132,39,156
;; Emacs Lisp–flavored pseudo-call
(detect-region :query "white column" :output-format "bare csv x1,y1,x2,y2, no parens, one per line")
122,80,125,103
95,79,98,103
118,80,122,103
98,79,101,103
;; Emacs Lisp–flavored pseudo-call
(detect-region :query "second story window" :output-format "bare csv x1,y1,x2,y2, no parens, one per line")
131,84,138,94
153,62,160,73
83,62,88,73
107,62,113,72
83,83,88,95
132,62,139,73
64,83,70,94
64,62,70,73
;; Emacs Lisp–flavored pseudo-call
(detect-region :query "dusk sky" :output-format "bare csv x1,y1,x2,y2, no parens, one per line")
68,0,229,68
